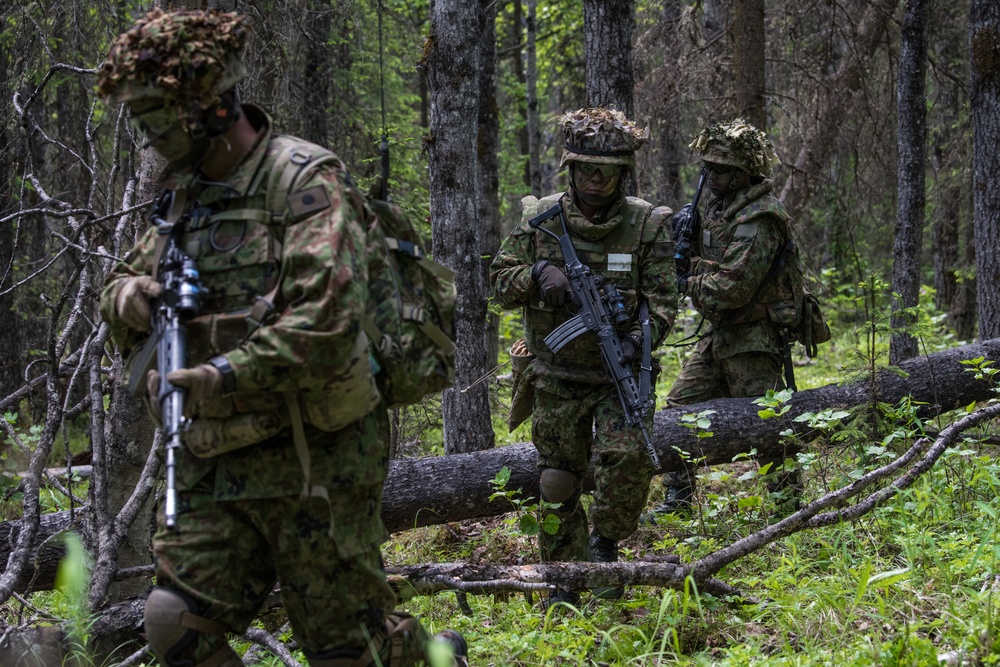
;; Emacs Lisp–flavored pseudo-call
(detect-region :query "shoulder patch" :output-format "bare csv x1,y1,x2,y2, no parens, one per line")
652,240,674,258
287,185,332,223
734,222,759,240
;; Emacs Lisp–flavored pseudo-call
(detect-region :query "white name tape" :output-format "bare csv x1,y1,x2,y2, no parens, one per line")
607,253,632,272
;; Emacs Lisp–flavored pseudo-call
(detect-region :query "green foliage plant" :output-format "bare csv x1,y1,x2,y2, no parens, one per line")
489,466,560,541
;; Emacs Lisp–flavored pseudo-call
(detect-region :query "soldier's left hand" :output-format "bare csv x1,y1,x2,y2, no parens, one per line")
166,364,223,411
618,334,641,365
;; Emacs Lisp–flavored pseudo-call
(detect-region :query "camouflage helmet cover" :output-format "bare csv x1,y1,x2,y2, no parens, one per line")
558,107,649,174
689,118,780,178
96,8,249,118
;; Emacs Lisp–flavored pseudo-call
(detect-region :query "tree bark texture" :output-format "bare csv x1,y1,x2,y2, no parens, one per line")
525,0,542,197
478,0,501,368
733,0,767,130
583,0,635,118
971,0,1000,339
427,0,494,454
890,0,929,364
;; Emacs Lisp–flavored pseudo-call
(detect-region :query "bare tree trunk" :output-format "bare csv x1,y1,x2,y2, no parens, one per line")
583,0,635,118
584,0,636,197
479,0,501,367
778,0,897,222
427,0,494,454
954,206,979,341
525,0,542,197
890,0,929,363
970,0,1000,339
301,0,333,148
733,0,766,129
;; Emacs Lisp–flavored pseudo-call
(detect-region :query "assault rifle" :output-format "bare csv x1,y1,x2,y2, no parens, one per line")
673,167,707,293
151,218,203,531
528,204,661,470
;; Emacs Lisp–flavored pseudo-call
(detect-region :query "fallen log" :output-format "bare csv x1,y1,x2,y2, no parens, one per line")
2,339,997,592
381,338,1000,532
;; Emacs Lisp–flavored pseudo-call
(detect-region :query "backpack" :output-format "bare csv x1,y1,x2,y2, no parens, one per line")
362,196,457,407
779,241,831,358
258,137,457,409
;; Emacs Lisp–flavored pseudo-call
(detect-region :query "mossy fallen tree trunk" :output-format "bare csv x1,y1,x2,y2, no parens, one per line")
382,338,1000,532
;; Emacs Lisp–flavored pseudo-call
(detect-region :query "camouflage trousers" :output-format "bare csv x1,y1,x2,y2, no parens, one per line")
150,412,429,664
531,379,655,562
663,341,794,489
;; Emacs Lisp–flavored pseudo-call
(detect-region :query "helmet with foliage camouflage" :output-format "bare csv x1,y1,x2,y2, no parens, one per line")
96,8,249,120
558,107,649,175
689,118,780,178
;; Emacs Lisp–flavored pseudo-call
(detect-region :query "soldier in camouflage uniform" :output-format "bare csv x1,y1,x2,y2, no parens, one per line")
654,118,802,518
490,108,677,605
97,9,465,667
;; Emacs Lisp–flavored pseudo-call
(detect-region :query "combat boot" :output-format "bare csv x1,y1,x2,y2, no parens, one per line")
541,588,581,612
587,529,623,599
652,479,694,516
431,629,469,667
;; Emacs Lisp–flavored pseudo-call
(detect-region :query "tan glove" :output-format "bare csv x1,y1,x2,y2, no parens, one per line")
167,364,223,411
115,275,164,332
145,364,223,422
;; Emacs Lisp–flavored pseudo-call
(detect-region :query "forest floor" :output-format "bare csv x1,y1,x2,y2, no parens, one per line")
384,299,1000,666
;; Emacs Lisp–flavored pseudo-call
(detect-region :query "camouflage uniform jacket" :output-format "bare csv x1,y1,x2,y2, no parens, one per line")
686,180,795,359
100,105,385,501
491,191,677,384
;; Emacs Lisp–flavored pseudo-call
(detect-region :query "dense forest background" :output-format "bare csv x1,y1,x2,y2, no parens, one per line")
1,0,1000,665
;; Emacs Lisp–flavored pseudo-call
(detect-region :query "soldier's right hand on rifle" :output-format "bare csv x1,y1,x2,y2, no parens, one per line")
531,260,570,307
115,275,164,332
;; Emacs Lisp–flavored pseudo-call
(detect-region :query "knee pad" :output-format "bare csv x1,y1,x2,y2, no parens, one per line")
540,468,581,519
539,468,579,505
144,586,237,667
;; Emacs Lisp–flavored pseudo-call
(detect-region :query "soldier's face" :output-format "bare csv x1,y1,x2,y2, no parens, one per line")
705,162,747,196
128,99,197,165
572,162,622,201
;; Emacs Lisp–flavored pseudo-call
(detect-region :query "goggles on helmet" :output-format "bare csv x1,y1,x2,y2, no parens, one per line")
576,162,622,178
705,162,739,176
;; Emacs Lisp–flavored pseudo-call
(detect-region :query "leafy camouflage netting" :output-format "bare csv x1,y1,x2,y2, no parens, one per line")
689,118,781,178
96,8,249,114
557,107,649,155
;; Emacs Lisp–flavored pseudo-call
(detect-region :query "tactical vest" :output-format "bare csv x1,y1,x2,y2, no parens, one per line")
517,193,666,371
154,135,380,457
698,185,796,324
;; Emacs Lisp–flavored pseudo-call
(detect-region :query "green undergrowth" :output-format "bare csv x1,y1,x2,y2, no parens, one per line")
385,283,1000,665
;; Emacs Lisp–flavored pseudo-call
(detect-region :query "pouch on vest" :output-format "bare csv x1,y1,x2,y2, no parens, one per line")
507,338,535,432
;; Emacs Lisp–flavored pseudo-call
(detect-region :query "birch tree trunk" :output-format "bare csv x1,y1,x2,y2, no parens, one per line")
890,0,929,364
970,0,1000,339
427,0,495,454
